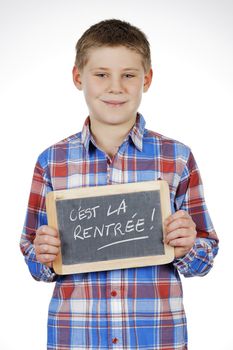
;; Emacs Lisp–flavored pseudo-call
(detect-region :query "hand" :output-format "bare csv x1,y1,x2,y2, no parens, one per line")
34,225,61,268
164,210,197,259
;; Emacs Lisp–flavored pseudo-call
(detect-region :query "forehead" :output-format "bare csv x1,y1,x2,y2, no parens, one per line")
84,46,144,70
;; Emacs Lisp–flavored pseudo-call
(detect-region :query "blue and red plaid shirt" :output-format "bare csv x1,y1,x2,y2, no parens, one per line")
20,114,218,350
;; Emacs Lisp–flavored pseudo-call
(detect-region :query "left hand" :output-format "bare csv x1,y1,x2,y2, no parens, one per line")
164,210,197,259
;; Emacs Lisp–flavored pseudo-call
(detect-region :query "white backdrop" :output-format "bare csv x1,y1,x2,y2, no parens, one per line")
1,0,232,349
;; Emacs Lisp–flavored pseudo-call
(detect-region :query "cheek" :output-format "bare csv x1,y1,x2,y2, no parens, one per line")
129,85,143,102
128,81,144,96
82,84,98,104
85,82,104,100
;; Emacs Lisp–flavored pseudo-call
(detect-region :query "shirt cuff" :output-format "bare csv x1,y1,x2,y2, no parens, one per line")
173,238,217,277
26,246,57,282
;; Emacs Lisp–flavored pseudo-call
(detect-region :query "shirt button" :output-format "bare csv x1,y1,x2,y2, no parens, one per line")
111,290,117,297
112,337,119,344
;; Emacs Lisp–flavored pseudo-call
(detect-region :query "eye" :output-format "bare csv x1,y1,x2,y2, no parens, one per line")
124,74,135,79
95,73,108,78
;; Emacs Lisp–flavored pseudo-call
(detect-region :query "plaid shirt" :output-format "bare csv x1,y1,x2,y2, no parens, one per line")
20,114,218,350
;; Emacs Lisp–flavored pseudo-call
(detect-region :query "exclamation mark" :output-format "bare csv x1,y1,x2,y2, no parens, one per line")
150,208,155,230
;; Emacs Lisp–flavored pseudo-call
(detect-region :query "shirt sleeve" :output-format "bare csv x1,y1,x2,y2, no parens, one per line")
20,153,57,282
173,150,219,277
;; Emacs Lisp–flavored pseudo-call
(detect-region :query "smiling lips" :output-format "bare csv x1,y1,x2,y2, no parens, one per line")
101,99,127,107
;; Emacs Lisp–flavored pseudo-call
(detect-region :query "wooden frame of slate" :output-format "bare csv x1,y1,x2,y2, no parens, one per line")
46,180,174,274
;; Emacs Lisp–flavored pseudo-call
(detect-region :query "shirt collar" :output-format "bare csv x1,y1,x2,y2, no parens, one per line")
81,113,146,153
129,113,145,152
81,117,93,152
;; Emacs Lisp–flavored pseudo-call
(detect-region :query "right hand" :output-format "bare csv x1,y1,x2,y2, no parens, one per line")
34,225,61,268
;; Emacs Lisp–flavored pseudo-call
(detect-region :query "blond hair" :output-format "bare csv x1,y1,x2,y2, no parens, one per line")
75,19,151,72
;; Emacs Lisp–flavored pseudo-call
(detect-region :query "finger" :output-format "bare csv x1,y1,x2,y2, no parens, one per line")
37,225,59,238
165,217,195,234
164,210,190,226
35,234,61,248
165,228,191,244
167,236,194,248
36,253,58,265
35,243,60,256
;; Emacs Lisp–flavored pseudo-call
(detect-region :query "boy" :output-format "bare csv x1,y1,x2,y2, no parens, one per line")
20,19,218,350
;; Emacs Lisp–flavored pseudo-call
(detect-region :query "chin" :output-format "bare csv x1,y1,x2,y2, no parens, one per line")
104,117,134,126
97,111,136,125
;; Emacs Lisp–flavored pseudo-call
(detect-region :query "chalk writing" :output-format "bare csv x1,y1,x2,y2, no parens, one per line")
55,190,165,265
97,236,149,251
107,199,127,216
69,205,100,221
68,198,153,251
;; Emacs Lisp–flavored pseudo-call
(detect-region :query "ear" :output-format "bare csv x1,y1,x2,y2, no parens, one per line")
72,65,83,90
143,68,153,92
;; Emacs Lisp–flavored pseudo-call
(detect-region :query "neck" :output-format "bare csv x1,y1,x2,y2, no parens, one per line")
90,117,136,158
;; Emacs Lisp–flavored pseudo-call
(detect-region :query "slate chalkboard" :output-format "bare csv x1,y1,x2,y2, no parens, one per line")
46,180,174,274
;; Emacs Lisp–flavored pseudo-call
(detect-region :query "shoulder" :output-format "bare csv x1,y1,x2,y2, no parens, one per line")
37,131,82,167
143,128,192,161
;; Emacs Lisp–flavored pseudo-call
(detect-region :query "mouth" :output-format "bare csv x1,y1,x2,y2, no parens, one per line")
101,100,127,107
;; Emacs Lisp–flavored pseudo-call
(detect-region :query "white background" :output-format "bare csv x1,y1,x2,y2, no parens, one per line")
0,0,232,349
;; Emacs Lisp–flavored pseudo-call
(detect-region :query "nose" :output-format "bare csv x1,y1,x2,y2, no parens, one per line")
108,76,123,94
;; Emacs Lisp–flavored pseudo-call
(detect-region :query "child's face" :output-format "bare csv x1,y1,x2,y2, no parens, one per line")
73,46,152,127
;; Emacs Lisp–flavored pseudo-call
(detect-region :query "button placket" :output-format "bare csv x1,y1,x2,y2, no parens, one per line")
108,271,122,348
107,158,111,184
109,291,122,348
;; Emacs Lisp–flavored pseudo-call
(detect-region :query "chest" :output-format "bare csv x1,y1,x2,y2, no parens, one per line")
49,144,184,214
